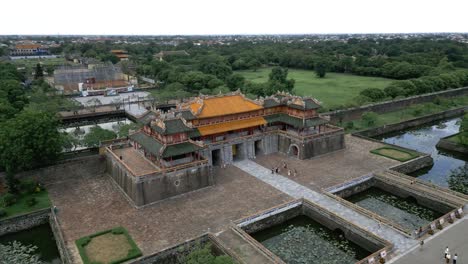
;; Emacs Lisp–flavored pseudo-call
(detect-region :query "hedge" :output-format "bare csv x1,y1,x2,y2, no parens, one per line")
75,226,142,264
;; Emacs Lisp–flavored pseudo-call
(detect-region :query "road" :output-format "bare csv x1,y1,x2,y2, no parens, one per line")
391,217,468,264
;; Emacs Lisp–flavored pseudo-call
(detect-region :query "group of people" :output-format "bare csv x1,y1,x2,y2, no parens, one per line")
271,162,297,177
445,247,458,264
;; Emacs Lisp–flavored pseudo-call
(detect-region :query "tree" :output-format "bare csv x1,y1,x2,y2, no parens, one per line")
83,126,117,147
0,110,63,193
314,60,327,78
34,63,44,79
226,74,245,91
0,241,44,264
269,67,288,83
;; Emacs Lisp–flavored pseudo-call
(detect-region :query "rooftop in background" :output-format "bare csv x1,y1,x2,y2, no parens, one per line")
184,94,263,118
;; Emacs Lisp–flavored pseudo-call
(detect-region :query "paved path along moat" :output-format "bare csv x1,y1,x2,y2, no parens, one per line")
234,160,418,254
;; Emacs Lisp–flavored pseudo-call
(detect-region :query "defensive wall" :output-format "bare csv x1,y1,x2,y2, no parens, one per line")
325,86,468,123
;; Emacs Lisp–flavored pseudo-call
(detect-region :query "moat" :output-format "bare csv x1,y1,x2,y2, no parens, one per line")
251,215,371,264
375,117,467,187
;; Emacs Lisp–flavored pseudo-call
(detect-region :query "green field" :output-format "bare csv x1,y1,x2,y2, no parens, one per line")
236,68,393,109
0,190,51,219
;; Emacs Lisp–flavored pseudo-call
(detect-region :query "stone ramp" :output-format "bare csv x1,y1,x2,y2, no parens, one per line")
216,228,278,264
233,159,418,254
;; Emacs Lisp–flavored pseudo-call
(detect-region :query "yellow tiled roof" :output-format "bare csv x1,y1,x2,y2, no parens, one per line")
197,116,266,136
188,95,263,118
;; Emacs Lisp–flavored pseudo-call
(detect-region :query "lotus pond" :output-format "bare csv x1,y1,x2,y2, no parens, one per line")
251,215,371,264
347,187,446,231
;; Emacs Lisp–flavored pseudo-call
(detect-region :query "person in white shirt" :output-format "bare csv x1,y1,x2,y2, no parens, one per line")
453,253,458,264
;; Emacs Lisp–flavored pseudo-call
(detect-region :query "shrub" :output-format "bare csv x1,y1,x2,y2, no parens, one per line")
26,197,37,207
360,88,386,101
428,229,434,235
379,257,386,263
345,121,354,130
19,180,37,194
0,209,7,218
362,111,379,127
437,222,443,230
1,193,17,207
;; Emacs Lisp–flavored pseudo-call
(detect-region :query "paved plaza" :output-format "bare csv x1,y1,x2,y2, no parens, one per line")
46,166,292,263
255,134,400,190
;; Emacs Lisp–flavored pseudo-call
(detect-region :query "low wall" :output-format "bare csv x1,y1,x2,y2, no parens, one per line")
0,155,106,185
0,208,50,236
330,176,376,198
389,155,434,175
436,134,468,155
49,211,73,264
278,131,345,159
354,107,466,138
130,234,237,264
325,86,468,123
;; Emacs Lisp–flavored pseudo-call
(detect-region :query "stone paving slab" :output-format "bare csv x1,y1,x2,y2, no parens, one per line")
234,159,418,254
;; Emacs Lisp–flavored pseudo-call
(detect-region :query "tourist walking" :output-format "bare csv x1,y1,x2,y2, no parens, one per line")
453,253,457,264
445,247,450,258
287,169,291,176
293,169,297,177
446,253,451,264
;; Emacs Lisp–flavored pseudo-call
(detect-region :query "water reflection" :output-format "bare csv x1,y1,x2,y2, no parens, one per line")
374,117,467,187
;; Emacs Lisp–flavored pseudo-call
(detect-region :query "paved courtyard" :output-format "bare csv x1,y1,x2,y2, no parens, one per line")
46,165,292,263
255,135,401,190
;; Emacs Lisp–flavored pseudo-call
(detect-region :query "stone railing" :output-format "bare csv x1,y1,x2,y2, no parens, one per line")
384,170,468,202
375,171,467,208
322,192,411,236
416,207,464,239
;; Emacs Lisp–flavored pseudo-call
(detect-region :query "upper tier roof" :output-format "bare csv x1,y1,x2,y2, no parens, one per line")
184,94,263,118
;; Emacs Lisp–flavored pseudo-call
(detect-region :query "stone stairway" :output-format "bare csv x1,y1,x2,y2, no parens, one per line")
233,159,418,254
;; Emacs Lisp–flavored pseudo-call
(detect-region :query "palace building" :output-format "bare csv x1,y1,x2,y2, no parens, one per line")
105,91,345,206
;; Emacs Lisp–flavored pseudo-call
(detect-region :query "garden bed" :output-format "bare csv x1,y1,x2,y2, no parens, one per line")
370,146,419,162
0,190,51,219
75,226,142,264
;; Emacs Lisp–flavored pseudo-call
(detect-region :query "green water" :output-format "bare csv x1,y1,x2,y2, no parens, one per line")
0,224,61,264
347,187,446,231
252,215,371,264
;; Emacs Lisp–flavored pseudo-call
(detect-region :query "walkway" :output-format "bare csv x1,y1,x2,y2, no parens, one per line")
389,217,468,264
233,159,418,254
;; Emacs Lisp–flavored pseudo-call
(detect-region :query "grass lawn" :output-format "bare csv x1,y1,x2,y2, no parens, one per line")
0,190,51,219
447,133,468,146
76,227,142,264
11,57,74,73
370,147,419,162
236,67,393,109
346,95,468,133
